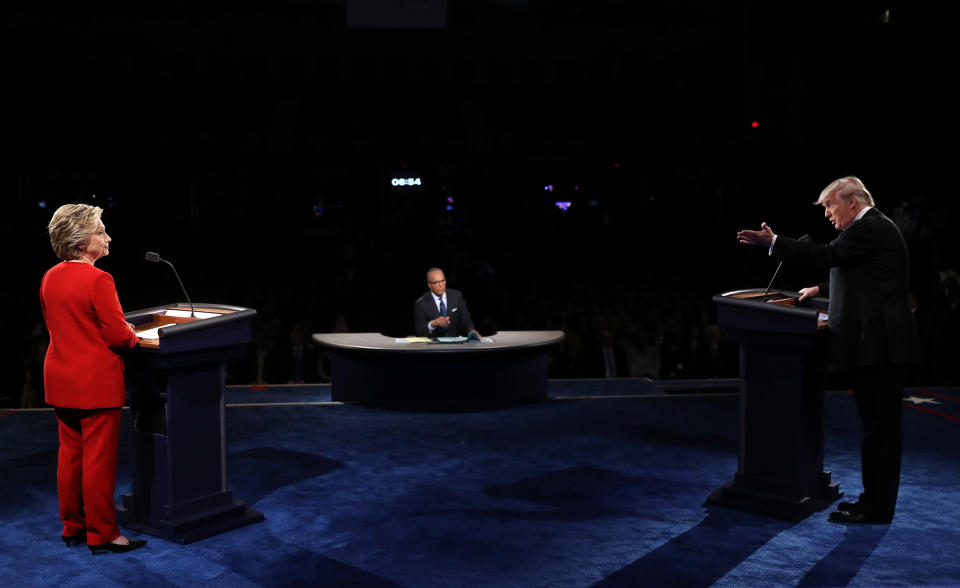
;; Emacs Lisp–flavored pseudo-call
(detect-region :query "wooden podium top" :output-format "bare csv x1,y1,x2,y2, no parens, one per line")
715,288,829,330
131,305,239,349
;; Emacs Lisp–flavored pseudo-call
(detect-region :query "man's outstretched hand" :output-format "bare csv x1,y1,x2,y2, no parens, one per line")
737,222,775,248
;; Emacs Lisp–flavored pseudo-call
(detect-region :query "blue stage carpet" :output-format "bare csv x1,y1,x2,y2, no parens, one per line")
2,382,959,587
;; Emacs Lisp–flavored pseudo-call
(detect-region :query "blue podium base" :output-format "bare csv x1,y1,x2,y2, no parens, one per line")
119,492,264,545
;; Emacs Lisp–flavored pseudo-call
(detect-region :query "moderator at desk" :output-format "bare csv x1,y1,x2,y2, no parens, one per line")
313,331,565,409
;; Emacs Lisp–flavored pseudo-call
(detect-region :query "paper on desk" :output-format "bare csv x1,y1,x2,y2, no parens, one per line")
394,336,495,344
136,327,164,340
818,313,829,322
165,309,221,319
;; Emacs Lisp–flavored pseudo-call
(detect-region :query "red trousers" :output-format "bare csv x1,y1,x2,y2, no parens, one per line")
55,407,122,545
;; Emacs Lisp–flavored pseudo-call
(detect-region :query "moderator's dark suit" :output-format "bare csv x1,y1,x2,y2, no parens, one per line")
414,289,476,337
773,207,918,520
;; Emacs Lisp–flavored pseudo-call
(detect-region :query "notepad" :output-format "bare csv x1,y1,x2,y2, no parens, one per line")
165,309,221,319
136,327,164,340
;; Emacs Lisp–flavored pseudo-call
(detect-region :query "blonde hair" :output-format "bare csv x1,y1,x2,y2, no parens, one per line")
815,176,875,207
48,204,103,260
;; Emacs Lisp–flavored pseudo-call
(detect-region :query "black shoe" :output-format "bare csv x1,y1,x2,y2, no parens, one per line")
62,529,87,547
828,510,892,524
837,500,867,512
88,538,147,554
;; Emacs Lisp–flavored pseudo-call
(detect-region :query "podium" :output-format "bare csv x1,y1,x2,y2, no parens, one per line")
706,288,842,520
119,303,264,544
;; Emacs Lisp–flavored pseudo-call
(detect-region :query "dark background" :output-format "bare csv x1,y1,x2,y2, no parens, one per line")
4,1,957,405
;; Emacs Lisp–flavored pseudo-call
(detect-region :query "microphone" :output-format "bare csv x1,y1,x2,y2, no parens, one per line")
145,252,195,317
763,234,810,300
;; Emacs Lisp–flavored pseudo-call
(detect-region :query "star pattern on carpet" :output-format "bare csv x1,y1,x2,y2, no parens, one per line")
904,396,940,405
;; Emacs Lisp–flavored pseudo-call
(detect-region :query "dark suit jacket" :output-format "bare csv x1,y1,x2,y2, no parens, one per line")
414,289,476,337
773,207,918,371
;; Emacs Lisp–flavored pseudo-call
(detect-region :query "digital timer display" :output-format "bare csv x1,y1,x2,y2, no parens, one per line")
390,177,423,187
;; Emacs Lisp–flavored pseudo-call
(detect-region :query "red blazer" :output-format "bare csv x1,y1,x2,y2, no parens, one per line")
40,262,139,408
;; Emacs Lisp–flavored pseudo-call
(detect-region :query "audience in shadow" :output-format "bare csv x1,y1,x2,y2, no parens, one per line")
9,169,959,406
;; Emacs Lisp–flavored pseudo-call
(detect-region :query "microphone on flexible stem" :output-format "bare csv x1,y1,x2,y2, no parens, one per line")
145,251,195,317
762,261,785,302
762,234,811,301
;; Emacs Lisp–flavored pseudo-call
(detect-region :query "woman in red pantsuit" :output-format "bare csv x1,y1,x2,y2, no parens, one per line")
41,204,146,554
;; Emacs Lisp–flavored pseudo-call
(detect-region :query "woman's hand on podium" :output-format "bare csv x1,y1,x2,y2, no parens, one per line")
798,286,820,301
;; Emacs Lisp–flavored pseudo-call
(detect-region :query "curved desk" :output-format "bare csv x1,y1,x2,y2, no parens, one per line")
313,331,565,409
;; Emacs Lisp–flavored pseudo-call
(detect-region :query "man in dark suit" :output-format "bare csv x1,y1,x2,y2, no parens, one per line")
414,267,479,338
738,176,918,524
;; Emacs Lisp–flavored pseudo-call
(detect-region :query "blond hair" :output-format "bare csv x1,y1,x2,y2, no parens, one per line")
48,204,103,260
815,176,875,207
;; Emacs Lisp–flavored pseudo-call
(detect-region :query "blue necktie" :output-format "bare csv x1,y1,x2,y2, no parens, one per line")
438,296,446,317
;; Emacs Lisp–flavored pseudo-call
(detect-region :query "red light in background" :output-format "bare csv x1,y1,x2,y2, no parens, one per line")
751,121,759,128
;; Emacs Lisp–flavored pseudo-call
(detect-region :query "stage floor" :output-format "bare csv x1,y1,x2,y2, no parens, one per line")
2,381,959,587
